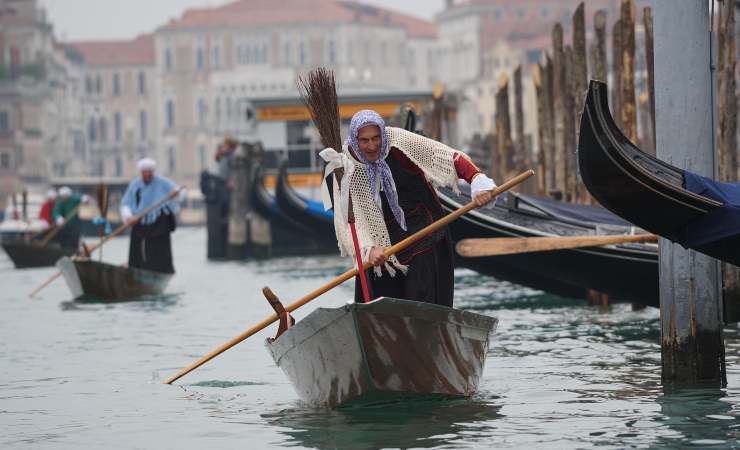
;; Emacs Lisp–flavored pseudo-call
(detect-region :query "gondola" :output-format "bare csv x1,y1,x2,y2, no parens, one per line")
56,257,173,301
1,240,76,268
578,80,740,266
274,160,337,245
437,187,660,306
250,165,337,257
266,297,498,408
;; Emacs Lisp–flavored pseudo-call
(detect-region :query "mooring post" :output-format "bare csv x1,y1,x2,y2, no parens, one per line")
226,143,249,259
654,0,726,386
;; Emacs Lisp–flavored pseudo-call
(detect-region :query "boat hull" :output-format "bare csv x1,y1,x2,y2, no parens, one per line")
57,257,173,301
437,189,660,306
266,297,497,408
1,241,76,268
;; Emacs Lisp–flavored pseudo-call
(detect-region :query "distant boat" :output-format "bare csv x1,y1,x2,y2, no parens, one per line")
274,160,337,247
578,80,740,267
437,187,659,306
266,297,498,408
1,240,76,268
56,257,173,301
250,164,337,257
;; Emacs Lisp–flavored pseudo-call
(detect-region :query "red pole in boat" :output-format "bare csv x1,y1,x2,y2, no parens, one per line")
349,218,371,303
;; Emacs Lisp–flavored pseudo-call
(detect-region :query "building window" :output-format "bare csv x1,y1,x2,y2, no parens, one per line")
112,72,121,96
138,72,146,95
298,40,306,65
0,152,10,169
328,37,337,64
166,100,175,129
95,75,102,94
165,48,173,70
139,110,147,140
99,118,107,142
85,76,94,94
198,144,206,170
215,97,221,122
88,118,97,142
168,146,176,173
0,111,8,133
114,112,122,141
114,157,122,176
198,98,207,127
212,45,221,69
196,47,204,70
284,40,292,65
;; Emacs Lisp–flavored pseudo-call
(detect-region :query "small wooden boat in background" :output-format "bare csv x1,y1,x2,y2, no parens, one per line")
56,257,173,301
578,80,740,266
1,240,76,268
266,297,498,408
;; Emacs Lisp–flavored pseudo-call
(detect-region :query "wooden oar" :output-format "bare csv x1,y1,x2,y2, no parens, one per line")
456,233,658,258
36,205,81,247
29,188,181,298
163,169,534,385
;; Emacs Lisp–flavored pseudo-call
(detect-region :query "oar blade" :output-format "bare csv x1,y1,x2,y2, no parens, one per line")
456,234,658,258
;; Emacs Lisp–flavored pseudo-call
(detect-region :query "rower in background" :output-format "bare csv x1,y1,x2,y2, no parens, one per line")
120,158,183,274
52,186,86,249
39,189,57,228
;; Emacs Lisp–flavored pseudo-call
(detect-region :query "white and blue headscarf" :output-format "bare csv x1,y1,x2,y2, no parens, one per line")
347,110,406,231
121,173,178,225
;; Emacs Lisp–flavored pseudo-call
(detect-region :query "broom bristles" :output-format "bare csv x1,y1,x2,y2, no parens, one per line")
297,68,342,153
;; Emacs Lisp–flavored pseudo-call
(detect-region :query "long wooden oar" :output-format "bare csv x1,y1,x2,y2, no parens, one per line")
29,189,181,298
36,205,81,248
163,169,534,385
456,233,657,258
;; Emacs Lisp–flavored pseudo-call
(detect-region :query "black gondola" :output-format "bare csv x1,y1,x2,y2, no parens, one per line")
251,164,337,257
578,80,740,266
274,161,337,247
437,187,660,306
1,240,76,268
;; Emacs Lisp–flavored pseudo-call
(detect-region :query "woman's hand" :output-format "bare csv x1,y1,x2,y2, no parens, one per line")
368,246,387,267
473,191,494,207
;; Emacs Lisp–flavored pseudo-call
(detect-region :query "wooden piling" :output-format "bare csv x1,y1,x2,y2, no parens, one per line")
563,45,577,202
654,0,725,386
545,55,556,195
227,144,249,259
551,23,566,200
611,18,623,129
533,63,548,195
591,10,608,83
643,6,656,154
572,2,588,133
495,73,514,182
718,0,740,324
619,0,638,144
513,65,527,185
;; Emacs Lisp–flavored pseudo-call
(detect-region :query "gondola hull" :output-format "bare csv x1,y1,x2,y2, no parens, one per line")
274,161,337,250
578,80,740,266
57,257,173,301
251,165,336,257
266,297,497,408
1,241,76,268
437,189,660,306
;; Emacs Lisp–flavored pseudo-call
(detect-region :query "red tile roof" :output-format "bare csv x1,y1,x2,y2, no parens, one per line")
65,34,155,66
159,0,437,39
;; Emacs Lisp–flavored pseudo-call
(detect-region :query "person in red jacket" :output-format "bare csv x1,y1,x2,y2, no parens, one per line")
38,189,57,227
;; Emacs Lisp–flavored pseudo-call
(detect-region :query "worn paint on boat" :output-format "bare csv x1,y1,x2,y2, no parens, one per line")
266,297,497,408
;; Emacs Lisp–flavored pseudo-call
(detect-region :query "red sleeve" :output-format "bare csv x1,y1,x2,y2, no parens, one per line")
39,202,52,224
453,152,481,184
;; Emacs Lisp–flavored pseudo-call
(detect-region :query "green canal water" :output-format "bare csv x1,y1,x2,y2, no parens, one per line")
1,229,739,449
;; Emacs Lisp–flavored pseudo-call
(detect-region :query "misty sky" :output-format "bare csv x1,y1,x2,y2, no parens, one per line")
40,0,447,42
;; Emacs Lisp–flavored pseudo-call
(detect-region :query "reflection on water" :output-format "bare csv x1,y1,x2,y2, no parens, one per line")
263,396,503,450
1,232,740,449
